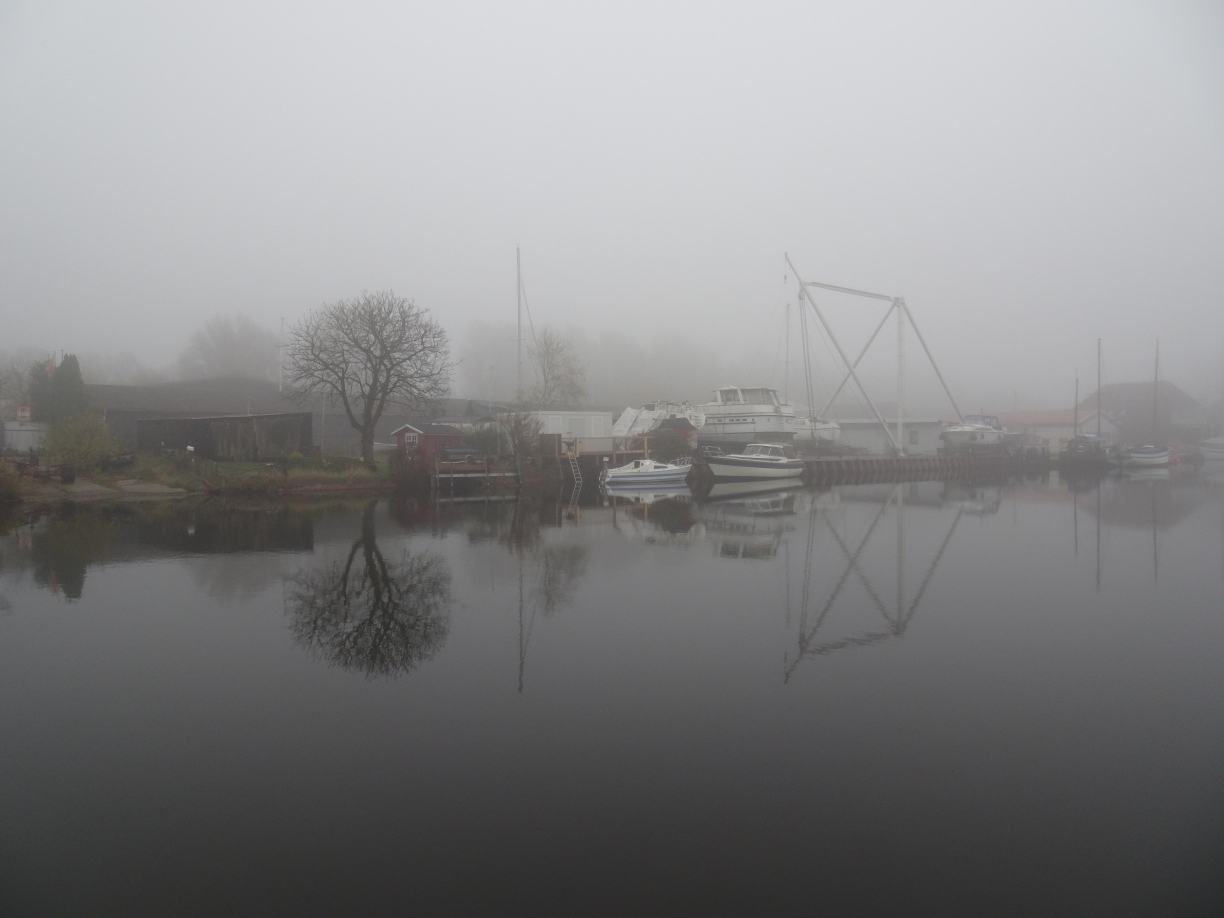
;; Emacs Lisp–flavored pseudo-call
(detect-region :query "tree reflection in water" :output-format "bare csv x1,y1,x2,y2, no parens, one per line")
286,502,451,677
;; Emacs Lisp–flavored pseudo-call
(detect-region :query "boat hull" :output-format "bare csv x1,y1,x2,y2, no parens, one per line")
1119,449,1170,468
605,468,691,486
604,458,691,486
1199,437,1224,460
705,455,805,481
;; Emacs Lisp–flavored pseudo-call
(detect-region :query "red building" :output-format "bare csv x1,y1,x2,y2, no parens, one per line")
392,423,464,461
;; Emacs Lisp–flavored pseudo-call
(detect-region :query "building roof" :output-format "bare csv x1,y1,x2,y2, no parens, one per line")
1076,380,1199,414
88,376,298,415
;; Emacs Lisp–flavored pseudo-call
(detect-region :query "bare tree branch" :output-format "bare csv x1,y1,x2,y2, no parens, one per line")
286,290,452,467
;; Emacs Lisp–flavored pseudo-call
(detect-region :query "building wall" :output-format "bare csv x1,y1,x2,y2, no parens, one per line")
3,421,49,452
836,420,943,456
532,411,615,438
136,414,312,460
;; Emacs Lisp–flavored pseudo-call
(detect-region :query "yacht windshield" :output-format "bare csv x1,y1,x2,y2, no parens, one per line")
740,388,778,406
717,388,743,404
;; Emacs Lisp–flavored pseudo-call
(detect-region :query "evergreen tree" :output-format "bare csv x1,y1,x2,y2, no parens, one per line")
28,354,89,422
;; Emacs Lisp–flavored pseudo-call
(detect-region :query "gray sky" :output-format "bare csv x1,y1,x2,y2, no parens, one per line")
2,1,1222,409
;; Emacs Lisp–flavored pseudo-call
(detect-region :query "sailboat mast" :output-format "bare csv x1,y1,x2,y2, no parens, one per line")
1154,339,1160,443
784,302,789,403
1074,375,1079,437
1101,340,1111,443
516,246,522,404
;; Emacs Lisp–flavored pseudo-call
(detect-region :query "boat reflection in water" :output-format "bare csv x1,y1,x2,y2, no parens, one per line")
695,480,807,561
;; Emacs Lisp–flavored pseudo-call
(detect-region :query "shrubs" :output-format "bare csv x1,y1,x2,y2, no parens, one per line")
46,413,116,472
0,460,20,502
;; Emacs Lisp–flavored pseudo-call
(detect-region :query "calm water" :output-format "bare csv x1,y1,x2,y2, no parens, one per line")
2,471,1224,916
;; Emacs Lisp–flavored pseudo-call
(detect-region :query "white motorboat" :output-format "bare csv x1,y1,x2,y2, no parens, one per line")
1199,436,1224,461
602,456,692,486
704,443,804,481
941,415,1006,450
1118,445,1170,468
698,387,796,447
793,416,840,444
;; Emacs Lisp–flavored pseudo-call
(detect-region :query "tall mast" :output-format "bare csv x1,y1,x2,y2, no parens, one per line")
516,246,522,404
784,302,789,403
1154,339,1160,442
1101,340,1111,443
1074,374,1078,437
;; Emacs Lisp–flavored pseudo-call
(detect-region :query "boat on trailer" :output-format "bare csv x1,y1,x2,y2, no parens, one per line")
697,386,796,448
602,457,692,486
793,416,840,445
704,443,804,481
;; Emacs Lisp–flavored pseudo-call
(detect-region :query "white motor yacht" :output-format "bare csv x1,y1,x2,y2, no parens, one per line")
704,443,804,481
698,387,796,447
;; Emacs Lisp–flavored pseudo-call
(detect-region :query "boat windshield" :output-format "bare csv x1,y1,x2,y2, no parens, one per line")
716,388,743,404
964,415,1001,428
739,388,779,406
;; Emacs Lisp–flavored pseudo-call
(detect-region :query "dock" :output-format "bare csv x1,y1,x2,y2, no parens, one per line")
802,453,1037,486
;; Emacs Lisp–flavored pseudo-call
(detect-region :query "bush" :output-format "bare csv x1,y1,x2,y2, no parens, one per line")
0,460,20,502
46,413,117,472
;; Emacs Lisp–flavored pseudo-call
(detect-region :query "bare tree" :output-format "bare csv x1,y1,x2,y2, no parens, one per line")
179,314,281,381
529,328,587,409
286,290,451,467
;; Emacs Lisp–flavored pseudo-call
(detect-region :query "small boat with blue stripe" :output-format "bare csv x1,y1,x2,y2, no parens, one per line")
602,457,692,486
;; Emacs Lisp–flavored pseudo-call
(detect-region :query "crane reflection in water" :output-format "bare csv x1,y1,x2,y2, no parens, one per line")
783,481,973,683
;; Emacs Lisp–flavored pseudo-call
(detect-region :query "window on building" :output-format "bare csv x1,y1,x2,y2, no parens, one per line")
909,430,918,445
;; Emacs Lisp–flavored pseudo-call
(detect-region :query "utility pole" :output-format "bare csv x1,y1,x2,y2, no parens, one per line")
279,317,285,393
1097,338,1102,441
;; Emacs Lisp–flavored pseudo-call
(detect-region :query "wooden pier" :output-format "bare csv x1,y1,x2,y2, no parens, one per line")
801,453,1037,486
431,458,519,492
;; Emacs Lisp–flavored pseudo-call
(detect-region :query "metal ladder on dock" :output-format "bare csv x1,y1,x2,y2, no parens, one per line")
567,456,583,487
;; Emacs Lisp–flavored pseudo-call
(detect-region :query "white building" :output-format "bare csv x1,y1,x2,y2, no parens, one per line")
836,419,944,456
3,421,49,452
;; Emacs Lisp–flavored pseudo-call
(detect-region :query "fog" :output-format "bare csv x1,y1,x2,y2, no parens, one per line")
2,1,1223,412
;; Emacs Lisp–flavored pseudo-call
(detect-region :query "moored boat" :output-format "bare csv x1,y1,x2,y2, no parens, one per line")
940,415,1006,450
602,457,692,486
1117,445,1170,468
703,442,804,481
1199,436,1224,461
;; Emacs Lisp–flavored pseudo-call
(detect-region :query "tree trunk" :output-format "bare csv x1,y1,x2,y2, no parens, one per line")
361,423,377,469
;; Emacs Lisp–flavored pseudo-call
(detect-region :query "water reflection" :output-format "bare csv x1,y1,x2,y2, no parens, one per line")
784,483,964,682
285,502,451,678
